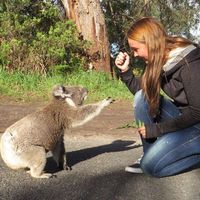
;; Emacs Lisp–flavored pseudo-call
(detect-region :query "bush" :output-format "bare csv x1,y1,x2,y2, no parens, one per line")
0,0,89,74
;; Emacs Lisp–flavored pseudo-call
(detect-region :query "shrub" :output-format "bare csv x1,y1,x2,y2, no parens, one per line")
0,0,89,74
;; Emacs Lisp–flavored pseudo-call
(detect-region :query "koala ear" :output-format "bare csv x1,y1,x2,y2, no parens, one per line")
53,85,72,98
53,85,64,97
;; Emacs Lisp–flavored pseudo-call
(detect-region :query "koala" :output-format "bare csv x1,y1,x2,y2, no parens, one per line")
0,85,113,178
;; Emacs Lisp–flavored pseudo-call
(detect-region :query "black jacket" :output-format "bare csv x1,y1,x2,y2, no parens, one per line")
120,46,200,138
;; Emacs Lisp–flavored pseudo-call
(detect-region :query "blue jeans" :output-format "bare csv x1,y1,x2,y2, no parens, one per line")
134,90,200,177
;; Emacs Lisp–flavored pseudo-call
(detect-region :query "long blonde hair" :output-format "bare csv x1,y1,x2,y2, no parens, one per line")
127,17,193,117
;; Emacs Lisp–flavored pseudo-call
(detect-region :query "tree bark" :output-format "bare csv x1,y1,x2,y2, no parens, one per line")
61,0,111,73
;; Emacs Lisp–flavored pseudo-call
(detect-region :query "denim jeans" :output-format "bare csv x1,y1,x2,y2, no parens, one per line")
134,90,200,177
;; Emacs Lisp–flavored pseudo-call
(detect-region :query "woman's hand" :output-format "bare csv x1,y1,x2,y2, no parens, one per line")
115,52,130,72
138,126,146,138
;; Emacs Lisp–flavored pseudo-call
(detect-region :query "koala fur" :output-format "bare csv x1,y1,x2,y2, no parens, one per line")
0,85,113,178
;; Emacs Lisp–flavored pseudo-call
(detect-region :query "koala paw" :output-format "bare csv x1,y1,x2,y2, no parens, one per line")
62,164,72,171
102,97,114,107
107,97,115,103
58,159,72,171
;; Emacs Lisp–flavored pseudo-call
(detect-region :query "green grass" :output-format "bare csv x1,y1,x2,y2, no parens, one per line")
0,68,133,102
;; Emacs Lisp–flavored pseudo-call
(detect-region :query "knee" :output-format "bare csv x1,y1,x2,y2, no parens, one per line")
140,156,164,178
140,158,154,177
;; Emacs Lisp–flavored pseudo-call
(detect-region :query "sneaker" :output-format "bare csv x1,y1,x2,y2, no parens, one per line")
125,156,143,174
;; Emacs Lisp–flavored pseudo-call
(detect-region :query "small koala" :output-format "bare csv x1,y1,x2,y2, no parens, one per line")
0,85,113,178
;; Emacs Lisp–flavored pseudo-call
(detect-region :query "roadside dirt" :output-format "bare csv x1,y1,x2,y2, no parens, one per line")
0,97,140,141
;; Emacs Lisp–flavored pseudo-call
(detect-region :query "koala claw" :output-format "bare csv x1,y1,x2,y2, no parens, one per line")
51,174,57,178
103,97,114,105
63,164,72,171
66,166,72,170
41,173,54,179
58,162,72,171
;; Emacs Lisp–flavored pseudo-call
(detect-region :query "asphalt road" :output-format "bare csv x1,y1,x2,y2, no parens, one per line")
1,135,200,200
1,100,200,200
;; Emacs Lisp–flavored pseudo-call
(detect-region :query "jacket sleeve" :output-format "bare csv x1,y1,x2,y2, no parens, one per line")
145,59,200,138
119,68,141,95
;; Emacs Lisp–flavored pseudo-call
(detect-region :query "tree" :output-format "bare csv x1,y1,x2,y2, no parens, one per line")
101,0,200,43
100,0,200,76
60,0,111,73
0,0,88,74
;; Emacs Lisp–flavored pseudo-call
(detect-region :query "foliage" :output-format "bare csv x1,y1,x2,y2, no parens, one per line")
0,67,132,102
101,0,200,44
101,0,200,72
0,0,89,74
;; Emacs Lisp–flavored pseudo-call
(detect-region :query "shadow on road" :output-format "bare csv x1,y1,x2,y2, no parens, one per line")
45,140,141,173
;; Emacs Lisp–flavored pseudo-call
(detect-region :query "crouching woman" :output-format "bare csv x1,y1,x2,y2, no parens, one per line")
115,17,200,177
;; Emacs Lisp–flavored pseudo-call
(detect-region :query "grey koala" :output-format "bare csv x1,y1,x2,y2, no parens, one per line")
0,85,113,178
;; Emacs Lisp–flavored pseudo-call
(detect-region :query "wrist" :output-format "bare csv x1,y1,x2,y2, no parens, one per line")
121,67,129,73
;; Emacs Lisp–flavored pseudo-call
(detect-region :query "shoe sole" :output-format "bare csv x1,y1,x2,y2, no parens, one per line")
125,167,143,174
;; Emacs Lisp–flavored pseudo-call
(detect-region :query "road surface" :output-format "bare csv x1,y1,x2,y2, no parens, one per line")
0,100,200,200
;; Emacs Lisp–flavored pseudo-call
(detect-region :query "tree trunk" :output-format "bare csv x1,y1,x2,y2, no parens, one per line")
61,0,111,73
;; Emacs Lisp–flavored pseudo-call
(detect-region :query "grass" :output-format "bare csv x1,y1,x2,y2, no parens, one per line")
0,68,133,103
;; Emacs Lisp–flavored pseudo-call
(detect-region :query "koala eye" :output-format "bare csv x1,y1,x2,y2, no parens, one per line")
61,86,66,92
